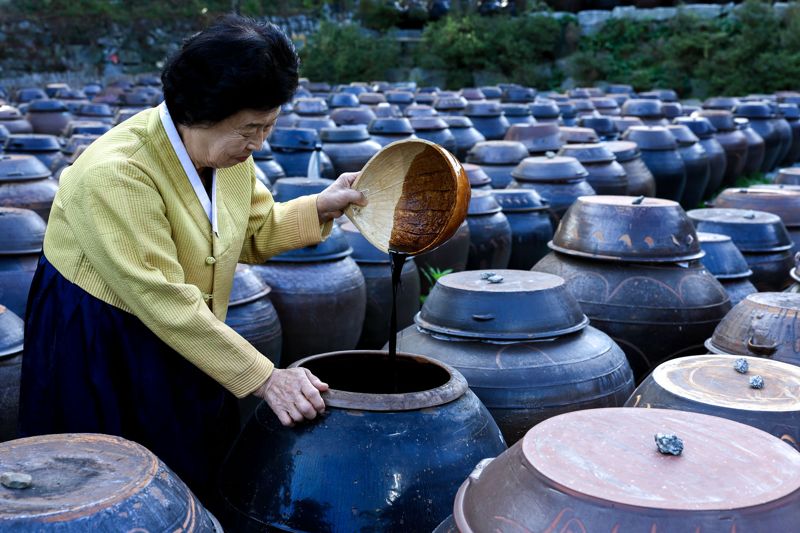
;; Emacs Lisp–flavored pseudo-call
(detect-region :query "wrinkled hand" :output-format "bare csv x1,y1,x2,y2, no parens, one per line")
316,172,368,223
254,368,329,426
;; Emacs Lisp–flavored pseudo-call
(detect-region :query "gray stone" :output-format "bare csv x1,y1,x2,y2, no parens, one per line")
1,471,32,489
655,433,684,456
734,358,749,374
750,375,764,389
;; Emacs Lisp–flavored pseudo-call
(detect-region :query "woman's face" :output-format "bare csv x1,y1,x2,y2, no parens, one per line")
197,107,281,169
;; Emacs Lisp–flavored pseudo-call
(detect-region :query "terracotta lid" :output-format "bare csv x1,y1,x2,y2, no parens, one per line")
568,88,592,99
466,141,529,165
27,99,68,113
294,97,329,116
688,207,793,252
372,103,403,118
459,88,485,101
368,117,414,135
511,154,588,183
623,126,678,150
306,82,331,93
674,116,717,138
0,154,52,181
621,98,664,118
453,408,800,531
557,102,577,118
0,304,23,358
578,116,617,135
229,264,271,306
463,163,492,188
0,207,45,255
559,127,599,144
330,107,376,126
571,99,595,114
441,116,475,129
552,195,702,262
465,101,503,117
591,97,619,110
358,92,386,106
480,86,503,100
703,96,740,110
735,102,773,119
272,177,333,202
77,103,113,117
416,269,588,340
5,134,60,153
612,116,645,133
667,124,700,146
270,223,352,262
409,116,448,131
714,187,800,227
697,231,752,279
269,127,319,150
385,91,415,105
605,140,640,162
559,143,616,164
491,188,548,212
499,103,530,117
504,123,563,153
320,125,371,143
434,96,468,112
15,87,47,102
647,88,679,101
698,110,736,131
404,104,437,118
529,100,560,118
327,92,359,109
662,102,683,119
502,87,536,103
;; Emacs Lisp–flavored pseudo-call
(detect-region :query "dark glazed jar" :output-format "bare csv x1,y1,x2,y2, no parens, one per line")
251,141,285,186
442,116,485,161
410,116,456,154
464,101,510,141
0,305,24,442
395,270,633,443
492,189,555,269
769,103,794,168
578,115,618,141
0,433,220,531
4,134,62,169
414,221,471,294
466,140,529,189
385,90,415,112
268,128,334,180
0,155,59,221
734,102,781,172
559,143,628,195
667,124,711,210
504,123,563,155
621,98,667,126
465,190,511,270
341,222,420,350
675,116,727,199
368,117,416,147
500,103,535,126
509,154,595,217
735,118,766,176
320,126,381,176
698,110,748,188
0,207,46,317
697,231,757,306
529,100,561,123
623,126,686,201
25,99,72,136
779,103,800,165
605,140,656,197
220,350,507,532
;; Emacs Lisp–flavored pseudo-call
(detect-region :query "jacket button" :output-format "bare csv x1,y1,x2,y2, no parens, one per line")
205,256,216,265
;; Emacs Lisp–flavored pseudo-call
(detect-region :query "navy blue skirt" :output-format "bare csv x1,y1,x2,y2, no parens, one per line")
19,255,240,511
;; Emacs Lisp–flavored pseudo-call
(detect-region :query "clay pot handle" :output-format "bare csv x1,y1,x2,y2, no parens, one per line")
746,335,778,356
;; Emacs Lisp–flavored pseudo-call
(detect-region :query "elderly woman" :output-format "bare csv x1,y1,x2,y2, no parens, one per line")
18,15,365,508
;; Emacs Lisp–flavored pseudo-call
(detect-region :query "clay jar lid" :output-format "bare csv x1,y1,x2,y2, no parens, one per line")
552,195,703,262
491,188,548,212
500,103,531,117
591,97,620,110
27,99,68,113
344,138,470,255
623,126,678,150
76,103,113,117
270,223,352,262
0,304,23,358
705,293,800,362
511,155,588,183
578,116,617,135
463,163,492,188
662,102,683,119
293,98,329,116
502,87,536,103
605,140,641,162
559,143,616,164
612,116,644,133
414,93,437,106
466,141,528,165
269,127,319,151
504,123,563,153
571,99,595,114
556,102,576,118
465,101,502,117
0,207,46,255
607,83,634,94
229,264,271,306
327,92,359,109
64,122,108,136
559,127,599,144
621,98,664,118
404,104,437,118
714,187,800,227
272,177,333,202
460,88,485,101
666,124,700,146
385,91,415,105
674,116,717,139
776,167,800,185
0,154,52,181
358,92,386,106
703,96,740,110
441,116,475,129
452,408,800,532
433,96,468,113
688,207,793,252
529,101,560,119
320,125,370,143
372,103,402,118
480,86,503,100
409,116,447,132
735,102,773,119
416,269,588,340
697,231,752,279
779,103,800,120
5,134,60,153
697,110,736,132
0,105,23,120
467,189,501,215
331,107,376,126
368,117,414,135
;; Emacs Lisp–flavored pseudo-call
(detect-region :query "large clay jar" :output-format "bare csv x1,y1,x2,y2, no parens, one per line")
410,116,457,154
465,191,511,270
623,126,686,202
627,354,800,451
769,103,794,168
735,117,766,176
367,117,416,147
385,90,415,112
0,105,33,134
509,154,595,218
464,101,509,141
0,208,45,318
463,163,492,190
699,110,748,187
558,126,599,145
441,116,484,162
504,122,563,156
442,408,800,532
779,103,800,165
0,305,24,442
500,103,534,126
535,196,731,378
414,220,471,294
621,98,667,126
714,186,800,251
0,155,58,221
591,97,621,116
4,134,62,169
502,86,536,104
605,140,656,197
330,106,377,127
697,231,757,306
250,141,284,186
326,92,359,109
25,99,72,136
251,225,366,366
466,141,528,189
688,207,794,291
492,189,554,269
220,350,507,532
320,125,381,176
396,270,633,443
341,222,420,350
559,143,628,195
578,115,618,141
675,116,727,199
433,95,468,116
0,433,220,531
268,127,334,179
529,100,561,123
667,124,710,209
734,102,781,172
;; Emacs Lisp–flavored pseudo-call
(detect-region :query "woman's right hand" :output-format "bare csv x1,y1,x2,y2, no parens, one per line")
253,367,329,426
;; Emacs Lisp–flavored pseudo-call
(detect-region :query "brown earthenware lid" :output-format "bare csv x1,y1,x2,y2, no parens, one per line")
491,188,548,212
621,98,664,118
623,126,678,150
0,154,52,181
667,124,700,146
465,101,503,117
385,91,415,105
462,163,492,188
735,102,774,119
409,116,448,131
687,208,793,252
0,105,23,120
459,88,486,101
434,95,468,112
320,125,371,143
405,104,438,118
714,187,800,227
605,140,640,162
703,96,740,110
466,141,529,165
330,107,376,126
559,143,616,164
559,127,599,144
698,110,737,131
529,100,560,118
511,154,588,183
441,116,475,129
504,123,563,153
358,92,386,105
327,92,359,109
697,231,752,279
0,207,46,255
551,195,703,262
467,189,501,215
368,117,415,135
776,167,800,185
612,116,645,133
293,97,329,116
229,264,271,306
674,116,717,138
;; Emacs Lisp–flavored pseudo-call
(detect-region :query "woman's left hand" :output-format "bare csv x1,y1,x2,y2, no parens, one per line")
316,172,368,223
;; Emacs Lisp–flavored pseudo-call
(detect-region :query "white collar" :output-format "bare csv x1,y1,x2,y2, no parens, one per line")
158,102,218,235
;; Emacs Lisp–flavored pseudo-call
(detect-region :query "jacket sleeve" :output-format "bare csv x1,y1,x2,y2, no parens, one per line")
239,175,332,264
63,165,272,398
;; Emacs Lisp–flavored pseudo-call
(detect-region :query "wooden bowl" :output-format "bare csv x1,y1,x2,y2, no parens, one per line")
344,138,470,255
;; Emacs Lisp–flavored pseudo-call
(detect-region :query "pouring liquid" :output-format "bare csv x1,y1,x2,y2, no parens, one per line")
388,250,408,393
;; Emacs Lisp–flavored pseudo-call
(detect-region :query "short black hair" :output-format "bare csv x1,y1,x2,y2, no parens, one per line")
161,15,299,126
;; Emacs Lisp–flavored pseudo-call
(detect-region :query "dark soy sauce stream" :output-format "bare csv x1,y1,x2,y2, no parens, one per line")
388,250,407,393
